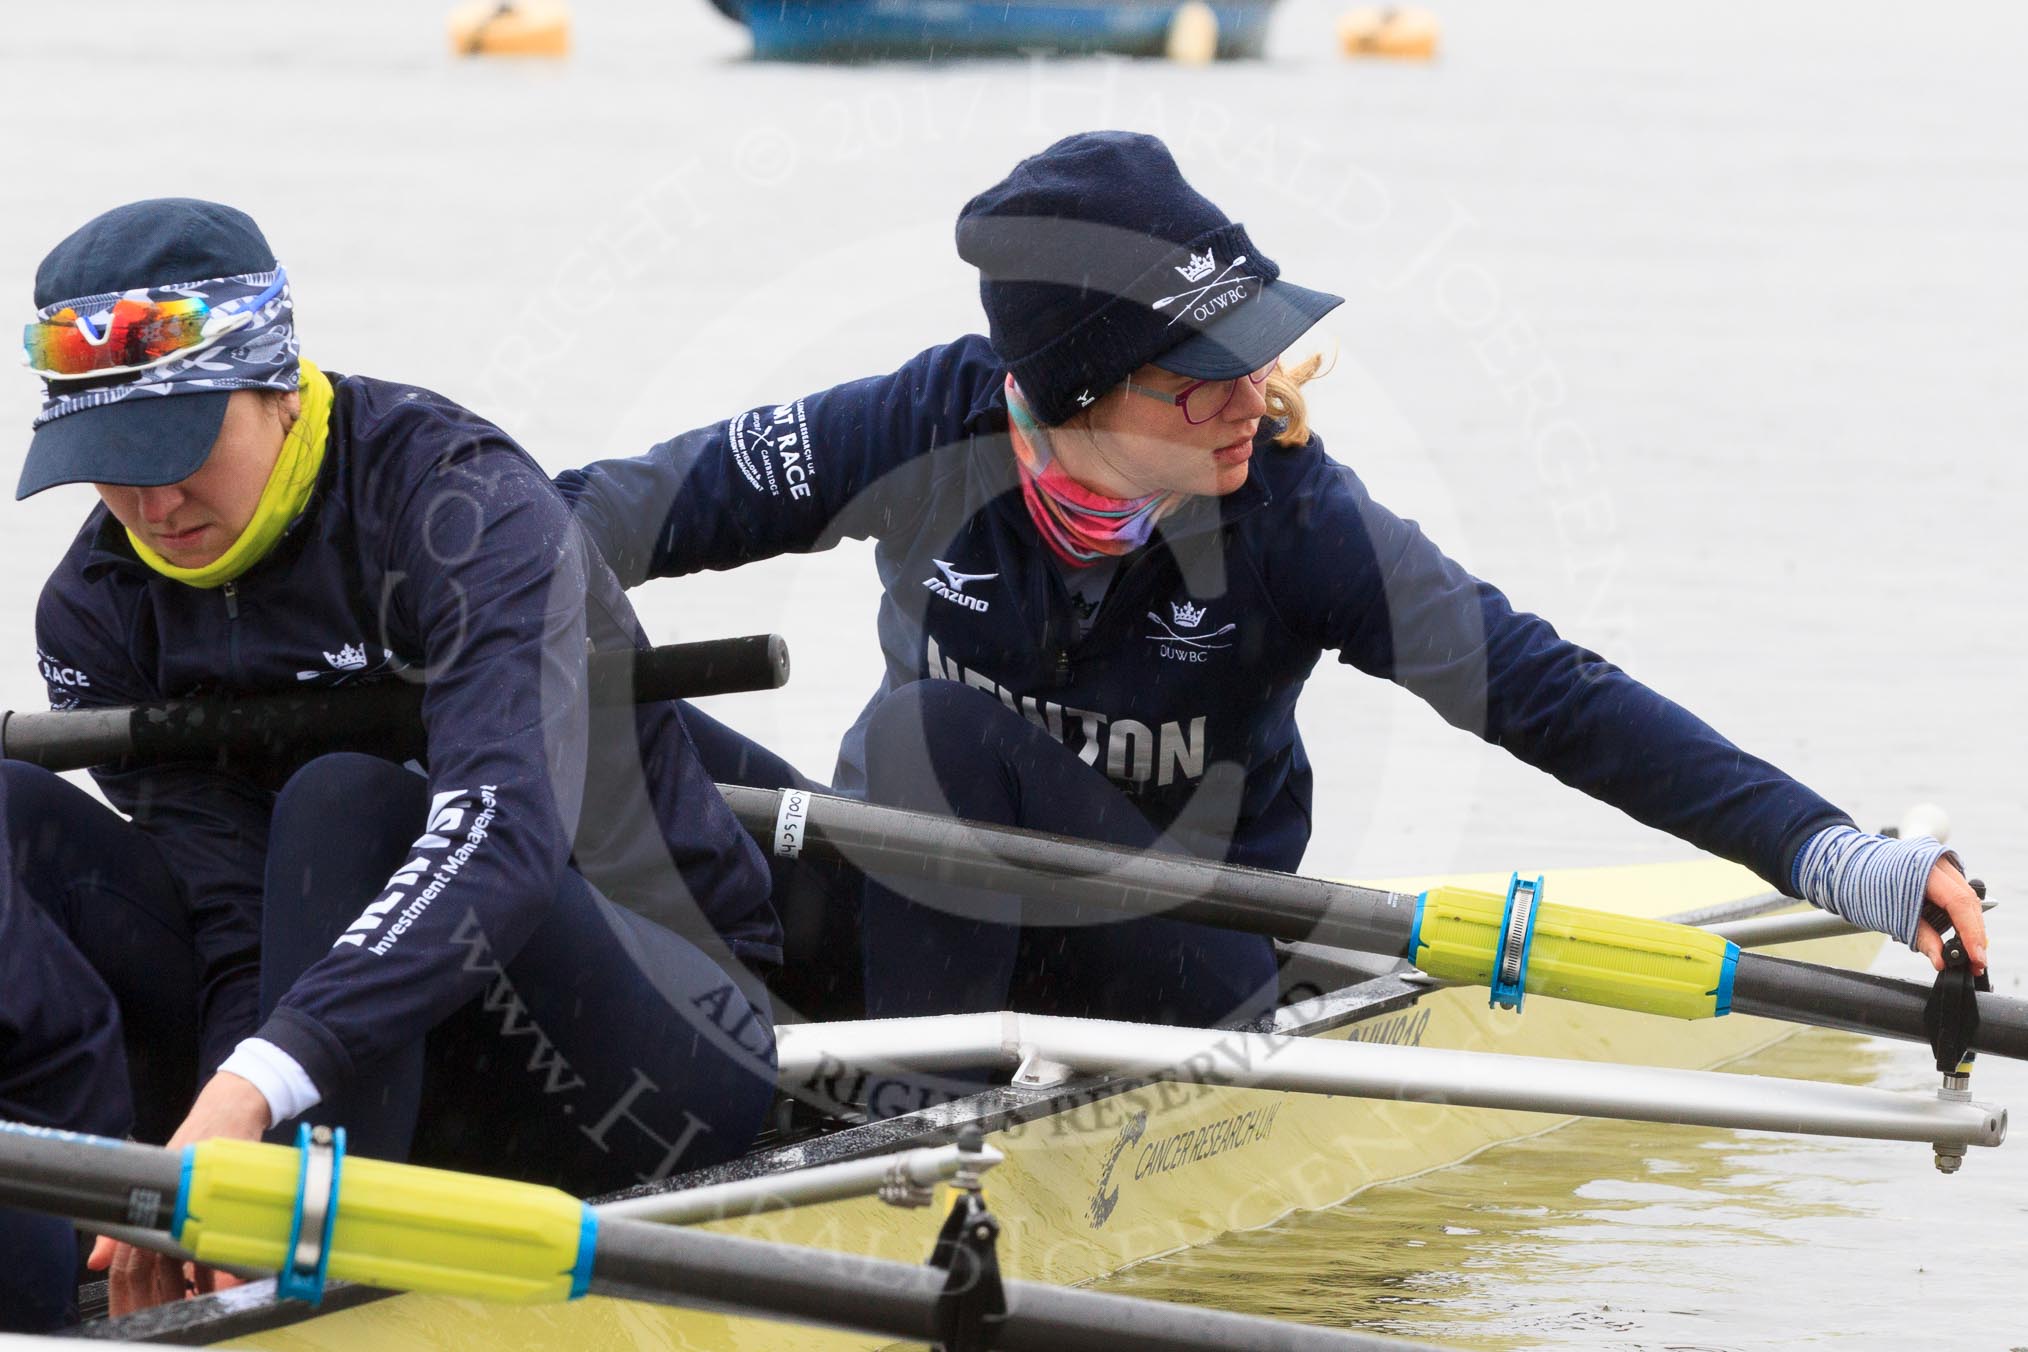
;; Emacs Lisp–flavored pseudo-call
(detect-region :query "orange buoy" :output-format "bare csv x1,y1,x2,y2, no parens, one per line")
1337,5,1439,60
1165,1,1220,65
448,0,571,57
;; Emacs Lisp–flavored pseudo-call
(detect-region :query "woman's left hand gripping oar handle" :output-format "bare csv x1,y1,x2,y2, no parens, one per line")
0,633,791,774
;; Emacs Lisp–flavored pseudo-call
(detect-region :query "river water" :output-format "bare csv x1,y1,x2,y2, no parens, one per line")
1,1,2023,1346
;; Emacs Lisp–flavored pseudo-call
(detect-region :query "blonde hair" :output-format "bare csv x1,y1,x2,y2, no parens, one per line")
1263,349,1328,447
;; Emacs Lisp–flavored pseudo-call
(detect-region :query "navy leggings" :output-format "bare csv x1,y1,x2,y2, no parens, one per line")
260,753,778,1196
0,763,201,1332
857,682,1278,1108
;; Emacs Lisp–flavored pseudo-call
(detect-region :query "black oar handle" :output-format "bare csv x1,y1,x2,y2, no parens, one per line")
0,634,789,775
1732,952,2028,1062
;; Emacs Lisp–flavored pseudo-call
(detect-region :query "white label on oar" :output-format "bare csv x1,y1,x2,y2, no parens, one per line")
775,790,810,859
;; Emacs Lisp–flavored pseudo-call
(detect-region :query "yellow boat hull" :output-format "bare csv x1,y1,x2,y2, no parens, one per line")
233,858,1876,1351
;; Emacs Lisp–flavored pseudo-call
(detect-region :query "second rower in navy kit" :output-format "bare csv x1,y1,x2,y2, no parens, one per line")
560,131,1987,1090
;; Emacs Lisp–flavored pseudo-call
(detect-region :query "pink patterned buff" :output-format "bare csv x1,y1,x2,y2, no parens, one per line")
1005,376,1183,567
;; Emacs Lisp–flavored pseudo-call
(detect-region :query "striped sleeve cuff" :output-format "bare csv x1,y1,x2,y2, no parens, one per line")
1792,824,1959,949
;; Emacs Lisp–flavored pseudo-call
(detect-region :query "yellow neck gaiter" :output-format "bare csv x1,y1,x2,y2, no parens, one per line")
128,360,332,589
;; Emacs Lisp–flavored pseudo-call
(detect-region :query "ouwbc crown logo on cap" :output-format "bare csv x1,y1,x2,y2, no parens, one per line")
1152,250,1261,329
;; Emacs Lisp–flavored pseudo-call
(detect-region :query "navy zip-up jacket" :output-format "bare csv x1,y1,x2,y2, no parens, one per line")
35,375,780,1096
558,335,1851,886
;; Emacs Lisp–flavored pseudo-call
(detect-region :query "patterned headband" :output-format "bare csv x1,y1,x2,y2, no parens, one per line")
29,267,299,430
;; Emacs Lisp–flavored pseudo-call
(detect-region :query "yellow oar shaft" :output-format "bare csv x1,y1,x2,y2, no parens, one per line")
0,1120,1410,1351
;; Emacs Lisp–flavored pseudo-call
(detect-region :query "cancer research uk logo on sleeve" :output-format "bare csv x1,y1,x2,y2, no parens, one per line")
729,402,817,501
38,648,91,710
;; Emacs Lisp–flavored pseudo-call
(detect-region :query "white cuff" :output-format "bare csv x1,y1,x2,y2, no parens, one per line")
217,1037,323,1126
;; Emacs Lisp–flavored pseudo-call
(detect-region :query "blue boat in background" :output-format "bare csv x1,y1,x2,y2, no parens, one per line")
707,0,1276,61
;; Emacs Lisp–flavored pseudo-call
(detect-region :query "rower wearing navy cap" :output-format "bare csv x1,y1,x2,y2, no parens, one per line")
560,131,1989,1108
1,199,785,1326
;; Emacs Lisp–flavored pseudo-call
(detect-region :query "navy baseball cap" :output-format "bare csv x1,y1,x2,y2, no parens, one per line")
19,199,277,500
956,132,1342,424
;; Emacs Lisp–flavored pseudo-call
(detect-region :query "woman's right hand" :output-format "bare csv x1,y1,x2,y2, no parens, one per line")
87,1072,271,1316
1914,857,1990,977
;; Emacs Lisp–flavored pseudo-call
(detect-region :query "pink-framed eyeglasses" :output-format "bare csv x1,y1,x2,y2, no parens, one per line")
1121,360,1277,425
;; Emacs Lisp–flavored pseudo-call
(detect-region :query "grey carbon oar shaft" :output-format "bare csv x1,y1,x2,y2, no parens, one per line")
0,1124,181,1231
719,785,2028,1063
717,783,1420,955
591,1216,1426,1352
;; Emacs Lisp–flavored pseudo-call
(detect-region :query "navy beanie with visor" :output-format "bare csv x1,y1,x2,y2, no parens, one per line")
19,199,287,500
956,131,1343,426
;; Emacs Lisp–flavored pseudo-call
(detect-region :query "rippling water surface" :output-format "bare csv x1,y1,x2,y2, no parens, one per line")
2,2,2023,1345
1105,1031,2028,1348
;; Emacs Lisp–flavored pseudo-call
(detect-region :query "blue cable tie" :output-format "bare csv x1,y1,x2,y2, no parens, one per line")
1709,941,1741,1017
570,1205,599,1299
1488,873,1545,1013
170,1145,196,1243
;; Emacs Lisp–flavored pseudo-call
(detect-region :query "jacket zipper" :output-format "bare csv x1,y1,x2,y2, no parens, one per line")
222,581,242,681
1079,548,1158,651
1041,548,1162,688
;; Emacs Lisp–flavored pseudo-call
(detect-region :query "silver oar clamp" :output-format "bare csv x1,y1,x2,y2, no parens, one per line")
276,1123,346,1305
880,1154,937,1209
1489,873,1545,1012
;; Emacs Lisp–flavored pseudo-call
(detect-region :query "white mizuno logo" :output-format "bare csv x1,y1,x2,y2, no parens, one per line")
1175,249,1217,283
934,560,998,592
925,559,997,614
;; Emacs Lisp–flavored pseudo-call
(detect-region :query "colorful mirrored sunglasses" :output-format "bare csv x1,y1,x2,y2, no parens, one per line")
22,268,287,380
